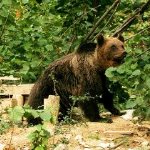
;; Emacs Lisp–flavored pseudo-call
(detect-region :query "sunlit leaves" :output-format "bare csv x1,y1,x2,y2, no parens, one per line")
8,106,25,123
0,0,63,82
146,78,150,88
131,70,141,76
0,19,2,25
105,67,116,78
22,0,29,4
106,31,150,120
2,0,12,5
28,124,50,150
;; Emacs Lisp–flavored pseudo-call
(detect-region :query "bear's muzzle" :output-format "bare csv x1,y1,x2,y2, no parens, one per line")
113,51,127,64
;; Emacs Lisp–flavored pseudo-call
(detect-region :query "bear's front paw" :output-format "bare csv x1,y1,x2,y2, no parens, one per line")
111,108,125,116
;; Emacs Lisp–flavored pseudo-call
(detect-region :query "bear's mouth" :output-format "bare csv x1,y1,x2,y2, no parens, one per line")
113,54,126,64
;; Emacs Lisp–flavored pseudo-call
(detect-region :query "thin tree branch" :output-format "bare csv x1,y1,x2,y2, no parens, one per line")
92,1,120,41
60,4,102,39
112,0,150,36
84,0,120,42
0,5,12,40
125,26,150,41
135,48,150,58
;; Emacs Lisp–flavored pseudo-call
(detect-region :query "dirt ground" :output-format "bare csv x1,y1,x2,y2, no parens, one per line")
0,98,150,150
0,116,150,150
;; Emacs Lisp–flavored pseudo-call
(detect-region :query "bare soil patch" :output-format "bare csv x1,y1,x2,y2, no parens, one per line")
0,116,149,150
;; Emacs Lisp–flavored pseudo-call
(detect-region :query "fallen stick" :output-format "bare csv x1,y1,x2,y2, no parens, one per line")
104,130,133,135
109,141,125,150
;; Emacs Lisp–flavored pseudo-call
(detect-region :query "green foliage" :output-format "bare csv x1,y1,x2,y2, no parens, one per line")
28,124,50,150
7,105,53,124
0,99,11,134
106,30,150,120
0,0,64,82
0,118,10,134
6,105,52,149
8,106,25,123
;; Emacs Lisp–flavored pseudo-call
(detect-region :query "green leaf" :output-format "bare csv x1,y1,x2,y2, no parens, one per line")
45,44,53,51
21,64,30,75
30,110,40,118
2,0,12,5
22,0,29,4
130,63,138,70
144,64,150,71
132,70,141,76
9,106,25,123
105,67,116,78
24,106,40,118
35,146,45,150
135,49,142,54
0,19,2,25
38,39,48,46
8,25,16,31
36,124,42,131
146,78,150,88
126,100,136,109
39,110,52,122
23,42,32,50
30,60,40,68
117,66,125,74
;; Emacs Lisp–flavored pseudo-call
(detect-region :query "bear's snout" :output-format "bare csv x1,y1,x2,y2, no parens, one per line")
113,51,127,64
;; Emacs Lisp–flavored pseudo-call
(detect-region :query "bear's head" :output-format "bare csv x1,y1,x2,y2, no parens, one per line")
95,34,127,69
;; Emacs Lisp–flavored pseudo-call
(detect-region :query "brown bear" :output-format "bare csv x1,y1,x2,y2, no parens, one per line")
26,34,127,123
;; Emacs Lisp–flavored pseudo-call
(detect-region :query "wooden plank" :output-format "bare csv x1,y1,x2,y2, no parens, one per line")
0,84,34,95
0,76,20,81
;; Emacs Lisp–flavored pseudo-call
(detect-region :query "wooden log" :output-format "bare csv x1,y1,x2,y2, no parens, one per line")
0,76,20,81
11,94,24,107
44,95,60,124
11,97,17,107
0,84,34,96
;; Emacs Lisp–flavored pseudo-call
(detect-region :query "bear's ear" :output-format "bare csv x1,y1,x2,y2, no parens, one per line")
113,34,124,42
97,34,105,46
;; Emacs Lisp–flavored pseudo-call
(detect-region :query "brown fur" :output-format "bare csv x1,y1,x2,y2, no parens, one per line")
26,34,127,123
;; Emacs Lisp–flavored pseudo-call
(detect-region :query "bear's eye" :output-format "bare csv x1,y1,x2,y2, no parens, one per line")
111,45,117,51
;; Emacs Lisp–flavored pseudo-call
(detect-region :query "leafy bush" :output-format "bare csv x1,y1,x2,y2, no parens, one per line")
0,0,64,82
8,105,54,123
28,124,50,150
106,30,150,120
7,105,52,149
0,118,10,134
